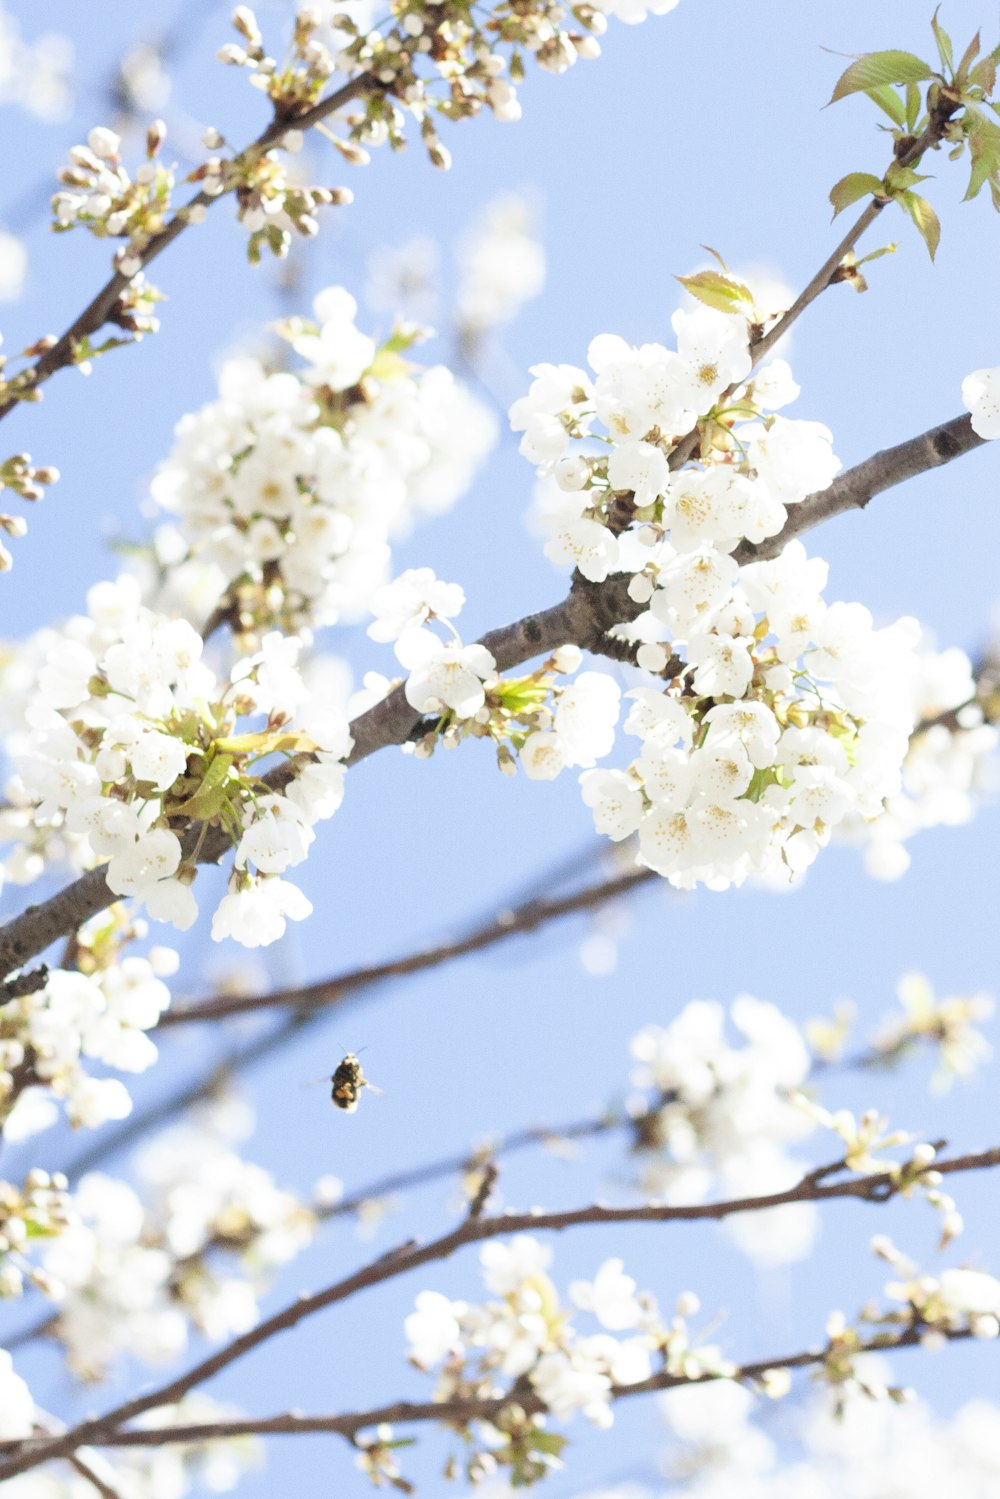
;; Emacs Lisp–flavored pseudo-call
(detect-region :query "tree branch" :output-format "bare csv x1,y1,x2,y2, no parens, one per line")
0,1323,974,1454
667,101,963,469
1,1144,997,1482
0,399,986,985
734,414,986,564
159,865,656,1025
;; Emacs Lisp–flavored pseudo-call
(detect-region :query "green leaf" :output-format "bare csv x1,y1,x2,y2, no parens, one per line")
905,80,923,128
855,243,899,266
169,753,236,820
965,123,1000,199
930,10,954,73
829,50,935,104
214,728,322,758
674,269,754,314
896,190,941,259
828,171,886,217
866,83,907,125
955,31,982,86
969,55,997,94
884,163,932,192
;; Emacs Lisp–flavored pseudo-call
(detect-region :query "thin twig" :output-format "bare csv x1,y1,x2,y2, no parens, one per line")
159,866,656,1025
668,101,962,470
0,1323,973,1454
0,73,376,426
67,1451,125,1499
1,1143,997,1482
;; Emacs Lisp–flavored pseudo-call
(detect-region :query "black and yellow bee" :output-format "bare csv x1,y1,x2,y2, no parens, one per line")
330,1052,379,1112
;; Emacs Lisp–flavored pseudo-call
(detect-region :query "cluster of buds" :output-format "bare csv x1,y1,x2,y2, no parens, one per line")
0,451,59,506
353,1424,416,1493
218,1,613,177
0,451,59,571
332,0,605,140
219,5,338,114
794,1103,964,1246
819,1308,915,1414
51,122,174,278
190,128,352,263
871,972,994,1089
109,272,164,338
807,973,995,1092
0,1169,72,1299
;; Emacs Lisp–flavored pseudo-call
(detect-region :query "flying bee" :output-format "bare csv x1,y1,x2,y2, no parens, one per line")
330,1052,379,1113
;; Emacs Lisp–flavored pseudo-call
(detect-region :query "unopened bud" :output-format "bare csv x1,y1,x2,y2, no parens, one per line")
232,5,262,46
146,119,167,157
333,138,371,167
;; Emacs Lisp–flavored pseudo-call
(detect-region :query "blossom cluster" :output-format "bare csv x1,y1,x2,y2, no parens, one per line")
620,979,992,1264
808,970,994,1094
149,288,495,643
0,573,351,946
406,1234,727,1485
513,307,924,889
1,914,176,1139
851,633,998,880
368,568,620,774
876,1238,1000,1343
627,996,818,1265
401,1241,1000,1490
0,1370,261,1495
455,193,546,342
219,0,680,180
34,1105,317,1379
0,1168,70,1299
649,1365,1000,1499
0,6,73,122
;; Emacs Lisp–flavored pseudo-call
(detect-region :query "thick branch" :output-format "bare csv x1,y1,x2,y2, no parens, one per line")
0,1324,973,1454
0,400,985,985
734,414,986,564
0,74,375,426
1,1144,997,1481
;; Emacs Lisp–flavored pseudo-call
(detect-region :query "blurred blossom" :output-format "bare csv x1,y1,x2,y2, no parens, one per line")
117,41,173,114
456,193,546,341
366,235,441,322
0,5,73,120
0,229,25,300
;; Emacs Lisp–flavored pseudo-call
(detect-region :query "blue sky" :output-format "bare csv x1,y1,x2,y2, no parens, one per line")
2,1,1000,1493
